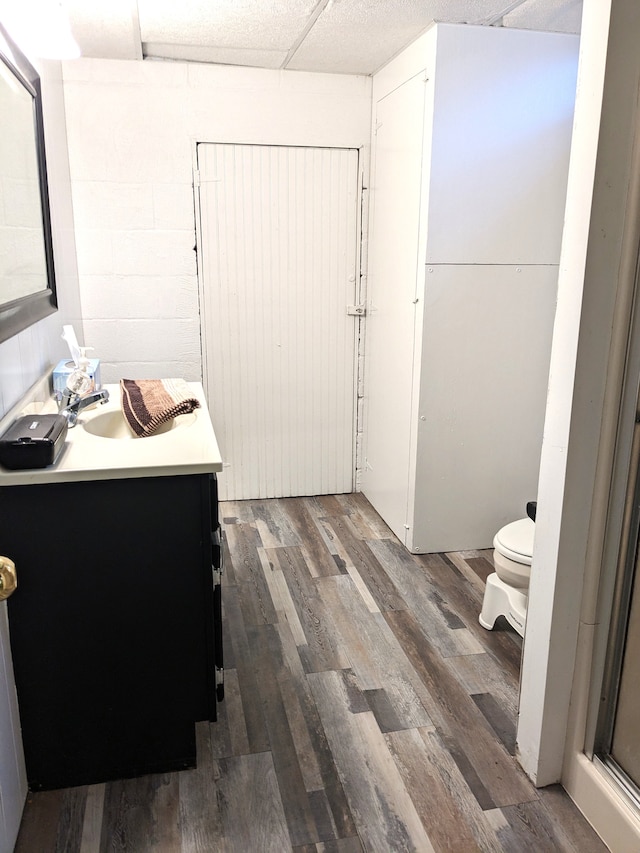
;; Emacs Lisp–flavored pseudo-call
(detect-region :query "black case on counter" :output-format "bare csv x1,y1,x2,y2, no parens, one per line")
0,414,68,470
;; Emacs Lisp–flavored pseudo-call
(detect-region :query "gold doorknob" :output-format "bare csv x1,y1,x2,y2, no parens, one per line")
0,557,17,601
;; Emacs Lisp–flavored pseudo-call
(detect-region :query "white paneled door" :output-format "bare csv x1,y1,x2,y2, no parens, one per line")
197,144,360,500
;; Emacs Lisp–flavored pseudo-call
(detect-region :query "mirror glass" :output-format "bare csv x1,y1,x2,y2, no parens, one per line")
0,24,57,344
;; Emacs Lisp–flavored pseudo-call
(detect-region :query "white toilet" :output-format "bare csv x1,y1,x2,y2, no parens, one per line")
479,516,535,638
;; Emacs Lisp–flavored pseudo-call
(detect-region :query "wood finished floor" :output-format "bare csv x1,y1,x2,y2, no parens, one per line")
15,494,608,852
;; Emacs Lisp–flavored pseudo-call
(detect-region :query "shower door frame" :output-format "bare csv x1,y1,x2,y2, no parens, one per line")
590,223,640,806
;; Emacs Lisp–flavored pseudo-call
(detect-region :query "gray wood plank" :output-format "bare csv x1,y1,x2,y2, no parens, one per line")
209,668,251,760
308,788,340,843
467,555,496,584
273,546,351,673
224,521,278,626
246,622,320,846
537,785,610,851
315,838,364,852
15,790,68,853
366,538,485,658
79,785,105,853
318,573,433,729
216,751,291,853
54,788,88,853
336,491,392,540
178,722,224,852
385,726,503,853
275,629,328,792
223,581,271,754
219,499,257,524
281,497,344,578
252,499,303,548
443,652,520,721
384,607,538,809
323,516,407,612
471,692,517,756
100,773,180,852
271,615,360,839
260,546,309,648
429,551,523,674
363,688,405,733
489,794,608,852
308,669,436,852
308,495,351,517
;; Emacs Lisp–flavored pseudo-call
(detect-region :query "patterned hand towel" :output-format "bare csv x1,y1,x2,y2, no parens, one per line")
120,378,201,437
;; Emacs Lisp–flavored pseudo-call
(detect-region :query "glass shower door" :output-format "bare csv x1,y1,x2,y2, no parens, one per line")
596,412,640,801
609,556,640,790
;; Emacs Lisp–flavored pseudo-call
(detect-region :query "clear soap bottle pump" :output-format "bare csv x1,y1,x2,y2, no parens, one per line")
66,347,95,396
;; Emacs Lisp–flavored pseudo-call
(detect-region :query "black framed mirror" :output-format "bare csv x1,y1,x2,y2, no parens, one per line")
0,22,57,345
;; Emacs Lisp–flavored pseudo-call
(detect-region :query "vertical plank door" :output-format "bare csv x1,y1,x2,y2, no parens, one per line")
197,144,360,500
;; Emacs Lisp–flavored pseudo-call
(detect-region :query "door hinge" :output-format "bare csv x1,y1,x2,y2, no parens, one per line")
347,304,366,316
193,169,201,188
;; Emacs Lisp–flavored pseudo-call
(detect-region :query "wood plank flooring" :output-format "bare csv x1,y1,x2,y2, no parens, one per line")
15,494,608,852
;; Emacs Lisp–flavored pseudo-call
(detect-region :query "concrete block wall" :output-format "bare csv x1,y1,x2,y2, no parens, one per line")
61,59,372,383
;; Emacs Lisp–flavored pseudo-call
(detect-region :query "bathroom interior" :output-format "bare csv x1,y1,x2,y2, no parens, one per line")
1,0,640,850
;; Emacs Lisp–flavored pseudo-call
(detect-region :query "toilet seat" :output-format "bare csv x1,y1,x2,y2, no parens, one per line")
493,517,534,564
492,517,534,589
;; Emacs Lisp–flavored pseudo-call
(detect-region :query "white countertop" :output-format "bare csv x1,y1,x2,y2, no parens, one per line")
0,380,223,486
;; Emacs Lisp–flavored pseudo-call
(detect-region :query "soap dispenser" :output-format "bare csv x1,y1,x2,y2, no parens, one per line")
66,347,95,396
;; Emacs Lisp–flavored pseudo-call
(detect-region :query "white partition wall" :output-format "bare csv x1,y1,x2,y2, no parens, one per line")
362,23,579,552
411,264,557,552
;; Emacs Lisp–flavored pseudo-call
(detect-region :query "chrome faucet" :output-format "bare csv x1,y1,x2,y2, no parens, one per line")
59,388,110,427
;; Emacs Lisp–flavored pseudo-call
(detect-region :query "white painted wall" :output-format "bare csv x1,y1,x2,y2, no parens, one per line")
413,263,558,551
426,25,578,266
0,59,83,418
61,59,372,383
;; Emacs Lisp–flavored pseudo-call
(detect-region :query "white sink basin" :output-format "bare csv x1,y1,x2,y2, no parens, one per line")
81,410,196,439
0,381,222,485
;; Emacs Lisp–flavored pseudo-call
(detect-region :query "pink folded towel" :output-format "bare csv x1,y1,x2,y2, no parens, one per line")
120,378,201,437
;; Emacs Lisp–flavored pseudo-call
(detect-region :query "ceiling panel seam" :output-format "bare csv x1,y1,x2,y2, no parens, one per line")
282,0,332,69
131,0,143,60
474,0,532,26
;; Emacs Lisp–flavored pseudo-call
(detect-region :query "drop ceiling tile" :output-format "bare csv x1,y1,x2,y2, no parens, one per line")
503,0,582,33
285,0,512,75
137,0,317,51
63,0,141,59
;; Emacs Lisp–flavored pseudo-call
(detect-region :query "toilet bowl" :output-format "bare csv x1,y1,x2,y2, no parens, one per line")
479,517,535,638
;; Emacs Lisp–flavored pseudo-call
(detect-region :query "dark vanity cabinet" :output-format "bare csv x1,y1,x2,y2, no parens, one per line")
2,472,222,791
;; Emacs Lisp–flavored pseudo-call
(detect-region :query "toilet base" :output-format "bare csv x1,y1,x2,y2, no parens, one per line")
479,573,528,638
